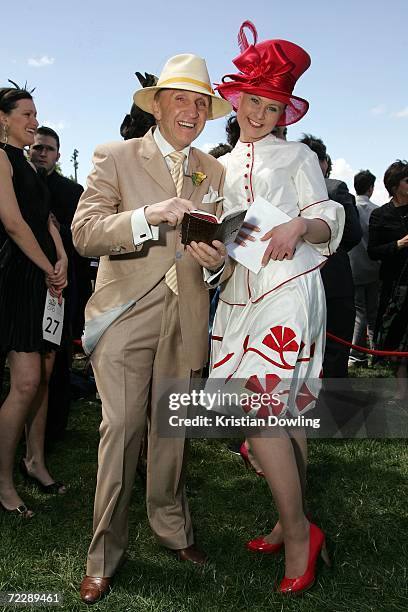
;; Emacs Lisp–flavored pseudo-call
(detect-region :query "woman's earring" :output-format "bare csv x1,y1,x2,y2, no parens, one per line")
2,124,8,145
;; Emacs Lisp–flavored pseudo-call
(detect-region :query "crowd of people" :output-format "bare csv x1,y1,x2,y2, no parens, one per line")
1,19,407,604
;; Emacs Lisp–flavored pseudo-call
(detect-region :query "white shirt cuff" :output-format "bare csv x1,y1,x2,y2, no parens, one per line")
203,263,225,285
131,207,159,245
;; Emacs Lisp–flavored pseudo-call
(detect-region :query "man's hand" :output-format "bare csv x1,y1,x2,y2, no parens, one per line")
187,240,227,271
260,217,307,265
144,198,195,227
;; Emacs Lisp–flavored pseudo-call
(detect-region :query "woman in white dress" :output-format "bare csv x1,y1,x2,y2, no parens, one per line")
208,22,344,594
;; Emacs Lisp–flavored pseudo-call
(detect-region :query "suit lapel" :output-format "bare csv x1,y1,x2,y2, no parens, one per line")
182,147,206,201
140,129,176,196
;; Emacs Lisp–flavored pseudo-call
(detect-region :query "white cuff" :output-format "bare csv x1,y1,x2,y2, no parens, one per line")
203,263,225,285
131,207,159,245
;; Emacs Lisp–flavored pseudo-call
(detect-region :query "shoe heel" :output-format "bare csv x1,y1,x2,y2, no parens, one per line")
321,540,331,567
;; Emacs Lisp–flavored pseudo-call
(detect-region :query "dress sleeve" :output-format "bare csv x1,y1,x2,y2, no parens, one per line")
294,151,345,256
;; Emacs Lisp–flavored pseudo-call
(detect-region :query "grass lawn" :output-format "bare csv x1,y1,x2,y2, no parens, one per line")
0,364,407,611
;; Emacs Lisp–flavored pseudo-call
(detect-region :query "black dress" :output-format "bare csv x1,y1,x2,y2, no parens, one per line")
367,200,408,356
0,143,57,353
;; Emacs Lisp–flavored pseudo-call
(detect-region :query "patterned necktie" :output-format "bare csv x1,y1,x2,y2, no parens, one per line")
165,151,186,295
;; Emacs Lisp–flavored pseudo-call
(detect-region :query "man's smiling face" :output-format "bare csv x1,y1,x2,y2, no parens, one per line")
152,89,210,150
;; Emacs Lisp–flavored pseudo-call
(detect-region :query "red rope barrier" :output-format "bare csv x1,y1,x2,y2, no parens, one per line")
326,332,408,358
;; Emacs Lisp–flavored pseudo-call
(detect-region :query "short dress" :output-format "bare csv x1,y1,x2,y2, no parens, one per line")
207,136,344,418
0,143,57,353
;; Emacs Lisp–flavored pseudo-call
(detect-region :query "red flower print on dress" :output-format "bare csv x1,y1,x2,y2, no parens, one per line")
262,326,299,354
223,328,300,382
295,382,317,412
242,374,286,417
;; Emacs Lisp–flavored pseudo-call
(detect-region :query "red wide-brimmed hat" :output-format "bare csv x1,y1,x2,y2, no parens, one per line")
216,21,311,126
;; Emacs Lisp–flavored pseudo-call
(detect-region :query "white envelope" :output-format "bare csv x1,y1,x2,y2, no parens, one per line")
227,196,292,274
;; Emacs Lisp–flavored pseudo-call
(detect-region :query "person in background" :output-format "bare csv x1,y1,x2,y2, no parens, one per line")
300,134,362,377
30,126,91,441
120,71,157,140
0,86,67,518
348,170,379,366
208,143,232,158
368,160,408,405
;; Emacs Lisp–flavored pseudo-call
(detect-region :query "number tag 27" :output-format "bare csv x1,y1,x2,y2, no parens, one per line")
42,290,64,346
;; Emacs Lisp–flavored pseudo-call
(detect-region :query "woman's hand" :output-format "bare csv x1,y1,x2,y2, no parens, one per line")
235,222,261,246
44,258,67,305
51,257,68,289
260,217,307,266
44,275,64,304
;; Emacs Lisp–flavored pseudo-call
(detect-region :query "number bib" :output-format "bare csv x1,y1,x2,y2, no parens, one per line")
42,290,64,346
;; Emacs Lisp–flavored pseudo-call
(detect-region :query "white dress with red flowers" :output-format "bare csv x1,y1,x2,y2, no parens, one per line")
208,135,345,418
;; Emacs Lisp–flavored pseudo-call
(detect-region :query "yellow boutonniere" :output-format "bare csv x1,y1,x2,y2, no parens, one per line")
191,171,207,186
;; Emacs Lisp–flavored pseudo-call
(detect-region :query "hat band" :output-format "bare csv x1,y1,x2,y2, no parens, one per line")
159,76,215,95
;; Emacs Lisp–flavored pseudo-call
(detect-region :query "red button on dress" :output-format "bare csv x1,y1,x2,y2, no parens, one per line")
247,153,250,157
245,185,249,190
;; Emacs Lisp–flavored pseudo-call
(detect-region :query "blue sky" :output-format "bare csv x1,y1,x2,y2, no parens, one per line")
2,0,406,203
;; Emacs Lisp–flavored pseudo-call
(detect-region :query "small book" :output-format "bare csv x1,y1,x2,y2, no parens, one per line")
181,207,246,246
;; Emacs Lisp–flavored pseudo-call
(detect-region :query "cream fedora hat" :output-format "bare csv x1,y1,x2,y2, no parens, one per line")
133,53,232,120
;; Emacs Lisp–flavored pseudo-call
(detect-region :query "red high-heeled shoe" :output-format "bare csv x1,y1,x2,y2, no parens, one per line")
239,443,264,477
246,536,283,554
277,523,331,595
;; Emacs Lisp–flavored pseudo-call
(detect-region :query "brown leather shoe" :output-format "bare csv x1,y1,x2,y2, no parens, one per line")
80,576,111,604
175,545,207,565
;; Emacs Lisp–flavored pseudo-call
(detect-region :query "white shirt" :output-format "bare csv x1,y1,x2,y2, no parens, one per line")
349,195,380,284
130,128,190,244
130,127,223,282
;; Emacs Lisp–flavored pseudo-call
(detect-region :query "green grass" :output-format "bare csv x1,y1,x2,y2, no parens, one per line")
1,366,407,611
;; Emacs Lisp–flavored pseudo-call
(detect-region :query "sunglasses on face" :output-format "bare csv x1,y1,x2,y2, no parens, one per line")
32,144,57,152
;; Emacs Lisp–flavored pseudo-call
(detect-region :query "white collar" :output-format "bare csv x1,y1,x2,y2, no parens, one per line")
153,127,190,161
235,133,279,151
356,195,372,204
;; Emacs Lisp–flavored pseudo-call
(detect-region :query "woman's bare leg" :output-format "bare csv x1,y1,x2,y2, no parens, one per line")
24,351,65,490
260,428,308,545
0,351,41,509
248,431,309,578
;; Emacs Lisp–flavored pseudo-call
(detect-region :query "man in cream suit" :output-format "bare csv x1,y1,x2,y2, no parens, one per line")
72,54,231,604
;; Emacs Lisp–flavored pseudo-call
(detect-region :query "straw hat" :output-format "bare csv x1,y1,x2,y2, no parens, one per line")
134,54,232,120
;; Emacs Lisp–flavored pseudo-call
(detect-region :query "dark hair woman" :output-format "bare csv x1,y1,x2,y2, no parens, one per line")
0,86,68,517
368,160,408,404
